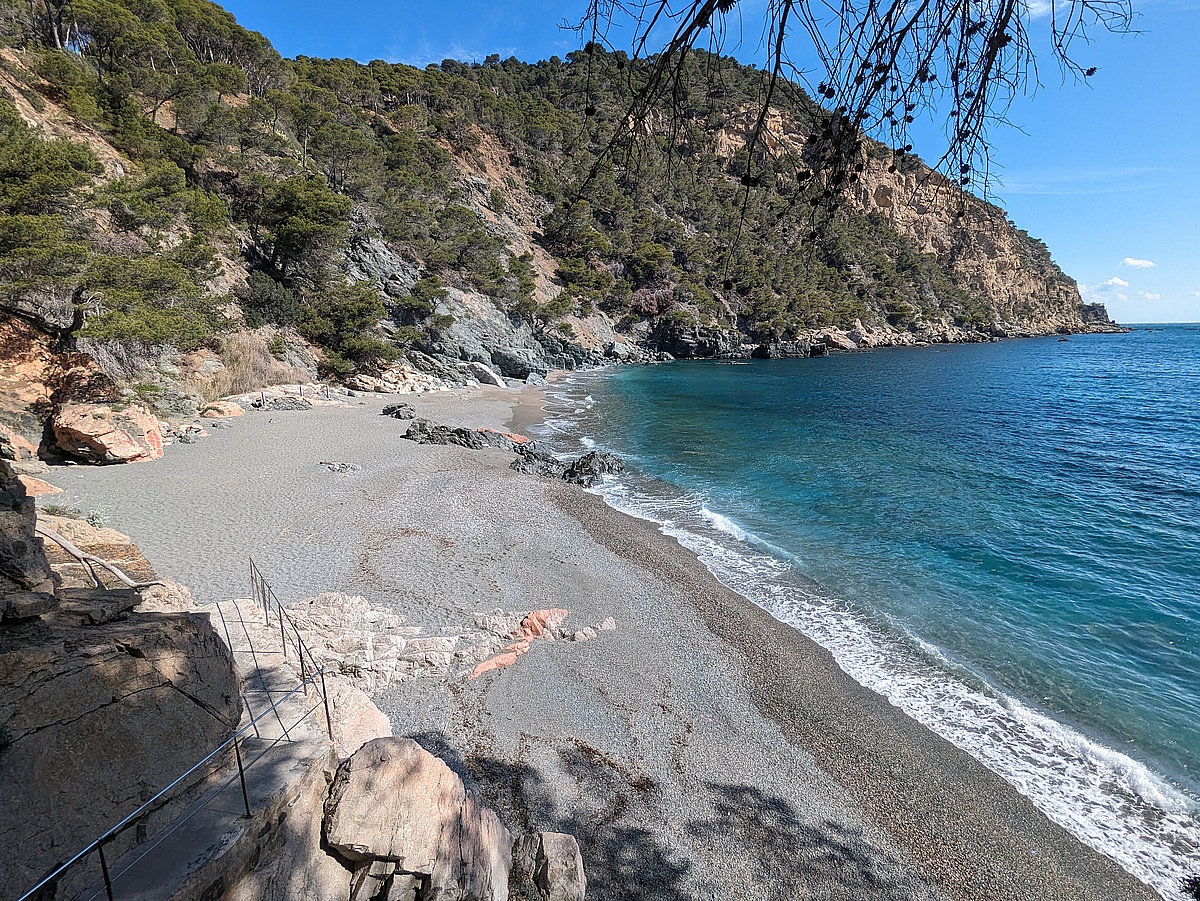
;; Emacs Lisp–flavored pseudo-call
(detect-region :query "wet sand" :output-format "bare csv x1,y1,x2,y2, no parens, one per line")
45,385,1159,901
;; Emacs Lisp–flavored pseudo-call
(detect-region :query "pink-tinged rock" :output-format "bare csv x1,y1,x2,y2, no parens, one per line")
52,403,164,464
516,608,569,639
324,679,393,758
469,649,525,680
324,737,513,901
16,475,60,496
200,400,245,418
468,609,571,680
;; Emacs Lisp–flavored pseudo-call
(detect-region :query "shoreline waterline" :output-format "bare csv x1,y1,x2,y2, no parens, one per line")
41,380,1166,901
533,360,1198,901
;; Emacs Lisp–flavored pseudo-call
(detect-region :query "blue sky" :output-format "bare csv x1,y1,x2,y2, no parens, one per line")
222,0,1199,323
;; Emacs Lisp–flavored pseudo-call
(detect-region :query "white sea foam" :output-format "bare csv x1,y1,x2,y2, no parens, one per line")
580,436,597,451
591,478,1200,901
700,507,749,541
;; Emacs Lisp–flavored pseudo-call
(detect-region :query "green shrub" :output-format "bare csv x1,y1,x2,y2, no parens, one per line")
79,254,222,348
237,271,301,327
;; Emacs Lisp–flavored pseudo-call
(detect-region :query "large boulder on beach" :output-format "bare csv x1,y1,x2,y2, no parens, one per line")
403,418,537,455
52,402,163,463
200,400,245,418
382,402,416,419
468,361,508,388
511,832,587,901
325,737,513,901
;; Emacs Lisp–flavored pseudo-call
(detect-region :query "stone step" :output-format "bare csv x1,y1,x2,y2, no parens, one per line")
84,739,334,901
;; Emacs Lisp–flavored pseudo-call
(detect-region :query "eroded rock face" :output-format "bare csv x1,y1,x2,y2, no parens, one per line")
0,603,242,893
325,737,514,901
0,458,55,597
52,402,164,463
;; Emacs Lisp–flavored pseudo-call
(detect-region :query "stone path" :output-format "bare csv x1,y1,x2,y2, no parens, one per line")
210,596,330,745
75,597,332,900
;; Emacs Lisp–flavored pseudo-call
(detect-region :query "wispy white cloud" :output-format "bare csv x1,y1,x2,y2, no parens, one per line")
1190,291,1200,299
1137,290,1162,300
1121,258,1156,269
1081,276,1130,303
1026,0,1054,17
996,167,1166,196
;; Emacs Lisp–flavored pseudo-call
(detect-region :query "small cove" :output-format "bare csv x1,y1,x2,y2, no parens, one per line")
540,328,1200,898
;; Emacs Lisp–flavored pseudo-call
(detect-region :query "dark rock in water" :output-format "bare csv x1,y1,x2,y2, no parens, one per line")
562,451,623,487
753,339,824,359
510,447,623,486
650,319,748,359
251,395,312,412
381,402,416,419
404,418,621,487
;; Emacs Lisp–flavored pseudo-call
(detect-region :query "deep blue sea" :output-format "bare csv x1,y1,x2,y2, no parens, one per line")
539,326,1200,899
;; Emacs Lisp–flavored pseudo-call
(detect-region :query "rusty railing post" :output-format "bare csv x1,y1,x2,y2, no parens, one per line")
319,668,333,741
233,736,252,818
97,838,115,901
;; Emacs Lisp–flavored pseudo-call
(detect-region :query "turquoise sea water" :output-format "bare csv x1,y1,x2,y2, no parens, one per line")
539,326,1200,899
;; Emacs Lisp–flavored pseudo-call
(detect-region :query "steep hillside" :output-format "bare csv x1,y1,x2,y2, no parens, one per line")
0,0,1119,448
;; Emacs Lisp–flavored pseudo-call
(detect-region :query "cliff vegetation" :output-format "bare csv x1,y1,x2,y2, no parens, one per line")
0,0,1118,426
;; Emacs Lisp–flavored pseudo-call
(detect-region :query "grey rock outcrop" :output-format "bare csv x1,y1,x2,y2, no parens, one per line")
343,214,422,300
752,339,823,359
383,402,417,419
649,320,750,359
325,737,515,901
422,287,605,378
511,448,623,489
403,418,542,455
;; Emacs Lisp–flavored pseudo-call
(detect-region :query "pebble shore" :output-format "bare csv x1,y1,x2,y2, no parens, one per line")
47,385,1160,901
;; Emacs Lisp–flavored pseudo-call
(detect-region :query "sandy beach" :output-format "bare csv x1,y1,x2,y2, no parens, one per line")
45,384,1160,901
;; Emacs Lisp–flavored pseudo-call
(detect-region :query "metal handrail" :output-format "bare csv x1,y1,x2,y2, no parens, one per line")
15,667,327,901
15,562,335,901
